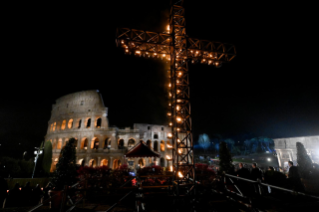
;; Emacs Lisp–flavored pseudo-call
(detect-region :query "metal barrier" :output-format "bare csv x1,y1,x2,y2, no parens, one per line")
224,174,319,200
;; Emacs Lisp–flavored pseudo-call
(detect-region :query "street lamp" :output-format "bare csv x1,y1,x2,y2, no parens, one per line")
32,146,44,178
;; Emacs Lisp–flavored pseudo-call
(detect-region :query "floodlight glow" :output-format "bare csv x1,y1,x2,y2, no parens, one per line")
267,158,271,161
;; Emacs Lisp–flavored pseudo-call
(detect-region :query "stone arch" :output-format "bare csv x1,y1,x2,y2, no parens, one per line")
104,138,111,149
86,118,91,128
146,140,152,149
113,159,121,169
154,134,158,139
96,118,102,128
81,137,88,149
61,120,66,130
160,157,165,167
68,119,73,129
160,140,165,152
89,159,96,167
52,139,57,149
154,141,158,151
91,137,99,149
78,158,85,166
128,138,136,148
76,119,82,129
57,138,62,149
118,139,124,149
100,159,108,166
53,122,56,131
138,158,145,167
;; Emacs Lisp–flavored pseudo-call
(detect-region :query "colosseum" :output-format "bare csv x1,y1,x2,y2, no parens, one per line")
45,90,172,172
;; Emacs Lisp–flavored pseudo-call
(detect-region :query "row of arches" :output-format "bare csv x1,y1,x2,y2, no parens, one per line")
77,158,167,169
117,139,171,152
51,137,112,150
49,117,102,132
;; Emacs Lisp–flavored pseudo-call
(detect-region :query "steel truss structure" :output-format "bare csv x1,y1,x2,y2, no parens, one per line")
116,0,236,197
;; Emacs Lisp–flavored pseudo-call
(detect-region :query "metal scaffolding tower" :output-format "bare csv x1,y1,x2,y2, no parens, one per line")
116,0,236,197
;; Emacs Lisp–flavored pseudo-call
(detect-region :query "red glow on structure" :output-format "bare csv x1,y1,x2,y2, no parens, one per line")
132,178,137,186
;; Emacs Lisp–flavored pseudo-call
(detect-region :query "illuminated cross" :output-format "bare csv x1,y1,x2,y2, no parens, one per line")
116,0,236,194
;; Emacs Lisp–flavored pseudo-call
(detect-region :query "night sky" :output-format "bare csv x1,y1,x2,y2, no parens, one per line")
1,1,318,157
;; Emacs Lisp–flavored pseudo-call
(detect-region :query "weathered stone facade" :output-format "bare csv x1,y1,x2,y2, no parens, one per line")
45,90,172,172
274,136,319,169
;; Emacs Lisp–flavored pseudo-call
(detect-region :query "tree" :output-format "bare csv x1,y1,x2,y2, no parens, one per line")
1,157,21,177
296,142,312,179
218,141,234,174
198,134,210,153
42,140,52,175
224,139,235,152
51,138,77,190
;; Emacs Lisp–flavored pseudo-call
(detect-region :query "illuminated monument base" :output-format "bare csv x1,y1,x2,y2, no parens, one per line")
274,136,319,170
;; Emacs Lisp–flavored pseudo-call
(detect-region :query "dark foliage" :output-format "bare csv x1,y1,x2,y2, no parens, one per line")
42,140,52,175
296,142,312,179
218,141,234,174
51,138,77,190
0,157,33,178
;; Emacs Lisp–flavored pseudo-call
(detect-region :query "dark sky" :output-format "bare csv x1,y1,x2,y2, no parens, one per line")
1,1,318,156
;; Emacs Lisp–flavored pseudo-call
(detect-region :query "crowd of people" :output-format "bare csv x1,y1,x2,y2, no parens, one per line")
0,175,51,208
234,161,304,194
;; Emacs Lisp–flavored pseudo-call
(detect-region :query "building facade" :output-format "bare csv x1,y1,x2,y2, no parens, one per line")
274,136,319,170
45,90,172,172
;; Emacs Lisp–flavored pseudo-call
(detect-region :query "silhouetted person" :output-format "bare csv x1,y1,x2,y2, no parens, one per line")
5,183,21,208
43,182,53,206
31,184,44,206
287,161,304,192
21,181,32,206
263,166,275,194
250,163,262,193
235,163,250,195
0,175,8,209
236,163,250,179
251,163,262,180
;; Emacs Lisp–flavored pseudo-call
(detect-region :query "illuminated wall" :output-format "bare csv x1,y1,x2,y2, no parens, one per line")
274,136,319,170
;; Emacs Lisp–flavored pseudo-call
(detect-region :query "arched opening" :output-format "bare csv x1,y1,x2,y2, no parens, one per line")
153,141,158,151
138,158,145,167
77,119,82,129
104,138,111,149
146,140,152,149
118,139,124,149
160,141,165,152
160,158,165,167
91,137,99,149
154,134,158,139
53,122,56,131
113,159,121,169
50,124,53,132
52,140,57,149
89,159,96,167
61,120,66,130
100,159,108,166
78,159,85,166
86,118,91,128
57,139,62,149
96,118,102,128
128,139,135,149
81,138,88,150
68,119,73,129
